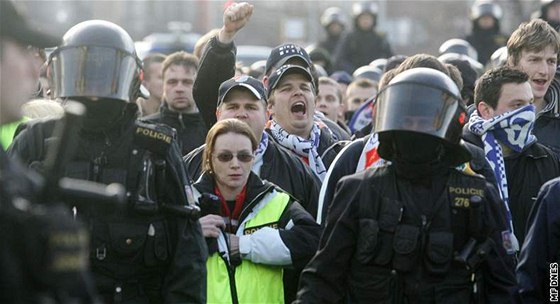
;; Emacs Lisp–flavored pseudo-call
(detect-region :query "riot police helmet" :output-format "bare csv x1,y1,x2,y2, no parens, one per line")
353,65,383,83
352,1,378,18
439,38,478,61
470,0,503,21
369,58,387,72
320,7,347,28
48,20,141,102
375,67,470,165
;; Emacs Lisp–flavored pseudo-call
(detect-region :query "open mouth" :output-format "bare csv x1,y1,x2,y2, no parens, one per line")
533,79,547,86
291,102,307,115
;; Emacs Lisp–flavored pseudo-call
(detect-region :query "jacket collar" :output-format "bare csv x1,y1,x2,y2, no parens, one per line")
194,170,274,209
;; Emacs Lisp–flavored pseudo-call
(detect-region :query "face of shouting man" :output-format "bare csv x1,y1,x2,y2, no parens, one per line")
267,65,316,139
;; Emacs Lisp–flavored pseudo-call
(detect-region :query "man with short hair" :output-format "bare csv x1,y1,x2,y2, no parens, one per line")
266,64,340,181
344,77,377,122
463,65,560,246
137,53,166,116
144,51,207,155
507,18,560,155
263,43,350,141
317,76,350,134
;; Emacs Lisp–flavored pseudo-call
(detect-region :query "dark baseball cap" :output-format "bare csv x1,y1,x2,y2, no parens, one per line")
218,75,267,106
0,1,60,48
265,43,312,76
267,64,315,98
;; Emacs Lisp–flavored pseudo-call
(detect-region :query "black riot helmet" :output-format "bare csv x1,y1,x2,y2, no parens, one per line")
320,7,347,29
470,0,503,21
48,20,141,102
374,67,470,165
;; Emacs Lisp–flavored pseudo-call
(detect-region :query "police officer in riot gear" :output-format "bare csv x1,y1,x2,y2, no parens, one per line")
296,68,516,303
466,0,508,65
334,1,393,73
9,20,207,303
318,7,347,58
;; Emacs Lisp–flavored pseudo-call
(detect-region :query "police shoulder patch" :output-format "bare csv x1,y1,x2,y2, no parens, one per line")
133,121,176,155
454,162,483,178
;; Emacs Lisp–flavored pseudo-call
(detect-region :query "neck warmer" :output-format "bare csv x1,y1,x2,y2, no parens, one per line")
268,120,327,181
468,104,537,252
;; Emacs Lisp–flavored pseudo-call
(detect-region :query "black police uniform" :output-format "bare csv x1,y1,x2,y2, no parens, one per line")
334,2,392,74
9,104,207,303
8,20,207,303
1,145,96,303
318,7,347,57
465,1,508,65
296,68,517,303
297,166,516,303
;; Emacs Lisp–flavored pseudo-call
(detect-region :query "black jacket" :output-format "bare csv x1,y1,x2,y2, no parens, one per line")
463,128,560,245
184,137,321,219
265,126,344,172
334,29,392,74
143,103,207,157
8,103,207,303
319,115,350,141
192,35,236,130
318,134,497,224
533,67,560,157
1,147,95,303
534,110,560,157
296,165,517,303
516,177,560,303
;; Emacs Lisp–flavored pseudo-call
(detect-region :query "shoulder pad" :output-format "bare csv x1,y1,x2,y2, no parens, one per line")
134,121,176,155
454,162,485,179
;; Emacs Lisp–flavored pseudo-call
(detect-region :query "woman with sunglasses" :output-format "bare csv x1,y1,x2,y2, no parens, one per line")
192,119,321,304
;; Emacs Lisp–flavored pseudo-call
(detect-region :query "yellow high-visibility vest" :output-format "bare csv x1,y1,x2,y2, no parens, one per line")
206,191,290,304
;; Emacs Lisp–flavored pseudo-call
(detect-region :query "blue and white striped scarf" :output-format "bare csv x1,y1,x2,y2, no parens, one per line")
468,104,537,253
269,120,327,181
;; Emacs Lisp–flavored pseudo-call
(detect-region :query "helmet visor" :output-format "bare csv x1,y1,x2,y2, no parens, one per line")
374,83,461,141
50,46,139,102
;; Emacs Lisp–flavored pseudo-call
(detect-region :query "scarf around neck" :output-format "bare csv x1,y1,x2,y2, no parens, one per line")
468,104,537,253
268,120,327,181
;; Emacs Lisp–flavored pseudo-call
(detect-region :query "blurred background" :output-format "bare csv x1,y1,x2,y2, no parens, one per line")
15,0,543,61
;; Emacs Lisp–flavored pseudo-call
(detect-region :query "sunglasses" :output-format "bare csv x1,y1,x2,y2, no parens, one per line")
213,152,254,163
